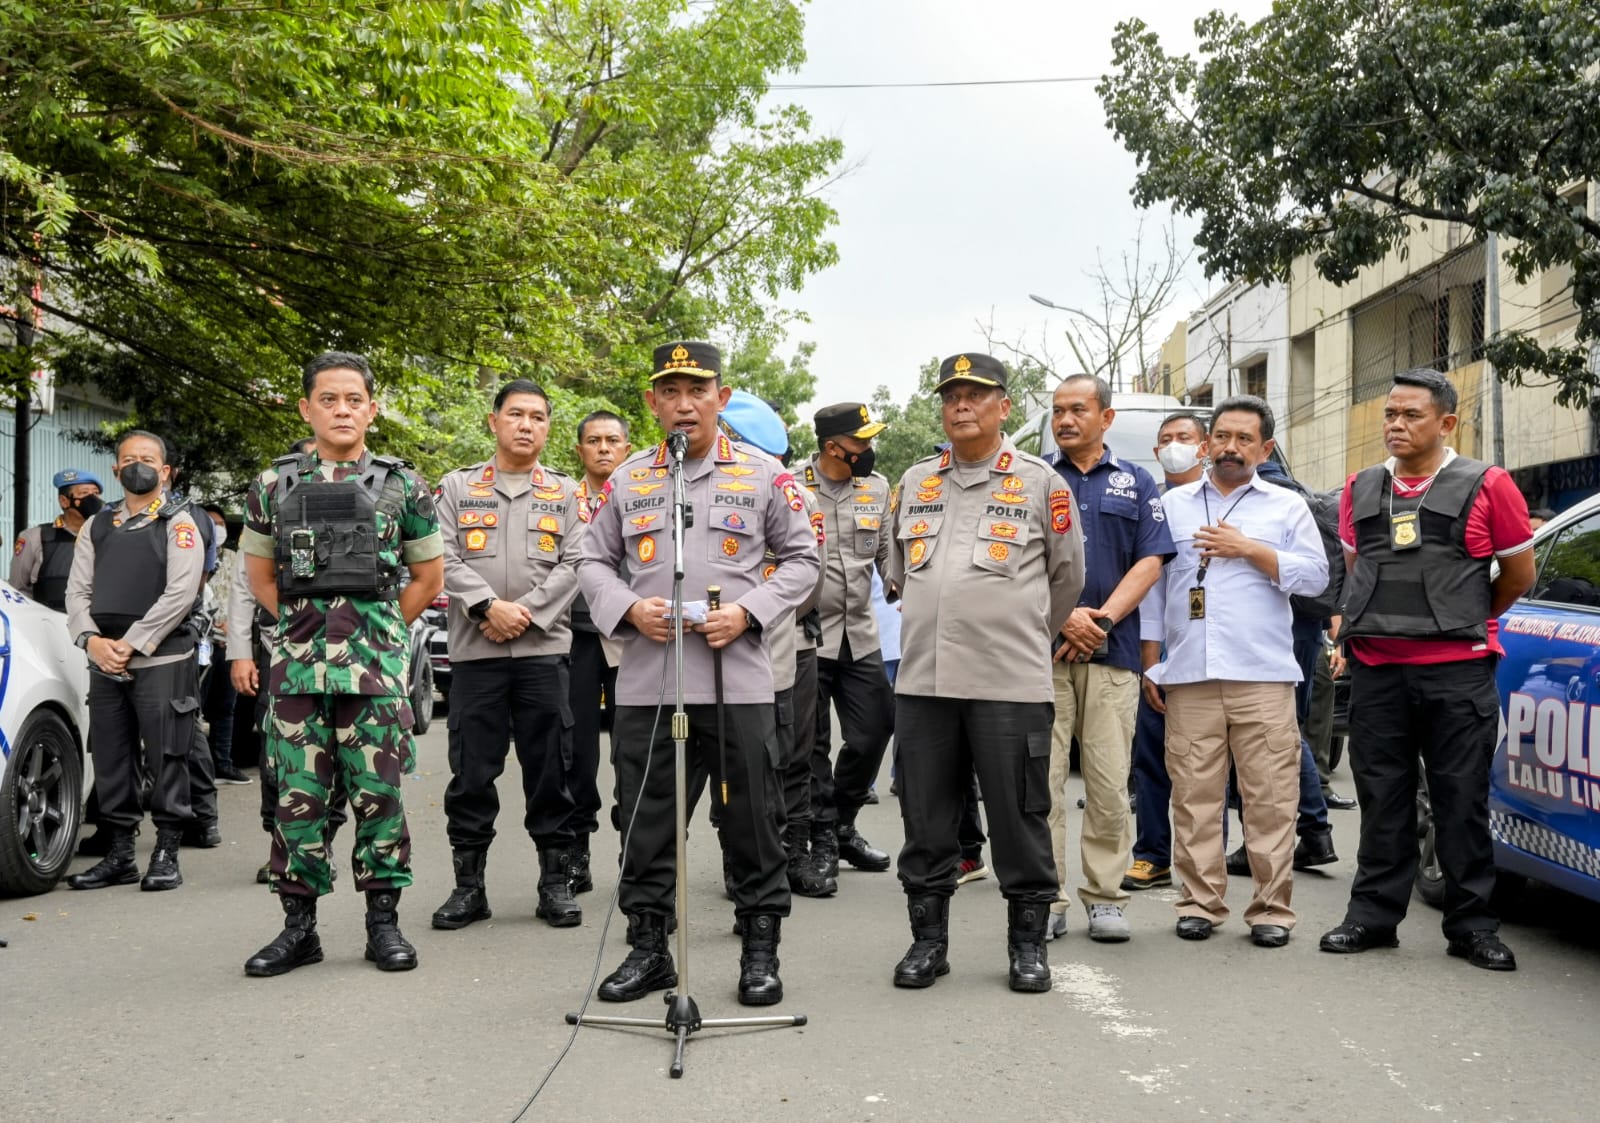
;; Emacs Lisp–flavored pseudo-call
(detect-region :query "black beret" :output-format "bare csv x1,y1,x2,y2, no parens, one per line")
934,353,1008,393
813,401,887,441
652,341,721,380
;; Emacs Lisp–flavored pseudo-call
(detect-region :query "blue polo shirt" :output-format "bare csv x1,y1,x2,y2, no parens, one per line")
1046,446,1174,672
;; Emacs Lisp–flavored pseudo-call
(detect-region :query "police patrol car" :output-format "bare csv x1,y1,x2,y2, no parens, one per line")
1415,493,1600,909
0,580,90,895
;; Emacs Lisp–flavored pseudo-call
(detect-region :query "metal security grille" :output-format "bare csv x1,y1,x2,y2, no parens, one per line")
1350,246,1487,403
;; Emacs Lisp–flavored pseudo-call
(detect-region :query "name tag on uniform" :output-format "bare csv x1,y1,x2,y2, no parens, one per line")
1188,587,1206,620
1390,511,1421,551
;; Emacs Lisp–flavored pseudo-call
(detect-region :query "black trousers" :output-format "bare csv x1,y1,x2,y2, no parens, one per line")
895,695,1056,902
613,703,789,918
567,629,615,839
88,657,200,830
813,636,894,826
443,656,576,851
786,649,818,837
1345,657,1500,938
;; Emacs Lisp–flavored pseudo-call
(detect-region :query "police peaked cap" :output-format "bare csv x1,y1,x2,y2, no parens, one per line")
720,390,790,456
934,353,1008,393
53,468,104,492
651,340,721,380
813,401,887,441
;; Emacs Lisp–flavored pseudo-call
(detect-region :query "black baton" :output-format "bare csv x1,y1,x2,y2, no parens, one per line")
708,584,729,806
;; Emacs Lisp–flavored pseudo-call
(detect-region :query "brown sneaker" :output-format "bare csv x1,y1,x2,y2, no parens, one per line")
1121,859,1172,890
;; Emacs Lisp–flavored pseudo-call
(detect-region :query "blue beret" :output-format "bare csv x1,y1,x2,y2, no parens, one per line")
719,390,789,457
53,469,104,492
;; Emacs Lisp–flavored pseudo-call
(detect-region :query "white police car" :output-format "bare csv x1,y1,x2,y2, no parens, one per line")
0,581,90,895
1415,493,1600,908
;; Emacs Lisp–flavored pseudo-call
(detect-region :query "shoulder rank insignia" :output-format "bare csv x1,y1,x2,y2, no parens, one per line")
995,451,1013,472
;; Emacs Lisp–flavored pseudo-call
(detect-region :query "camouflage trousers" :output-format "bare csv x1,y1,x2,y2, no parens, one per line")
264,693,416,898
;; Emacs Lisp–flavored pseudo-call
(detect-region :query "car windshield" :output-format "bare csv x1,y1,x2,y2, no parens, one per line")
1014,403,1288,479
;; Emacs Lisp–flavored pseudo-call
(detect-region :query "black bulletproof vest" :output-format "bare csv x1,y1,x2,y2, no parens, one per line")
272,454,405,600
35,524,77,613
87,503,197,655
1341,455,1492,642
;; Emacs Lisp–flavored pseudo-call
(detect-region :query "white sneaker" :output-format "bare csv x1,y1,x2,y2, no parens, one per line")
1043,910,1069,941
1087,903,1131,943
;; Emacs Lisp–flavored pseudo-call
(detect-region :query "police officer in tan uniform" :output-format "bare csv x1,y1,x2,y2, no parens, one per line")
429,378,588,932
10,469,104,611
801,402,895,879
578,341,820,1007
888,353,1085,993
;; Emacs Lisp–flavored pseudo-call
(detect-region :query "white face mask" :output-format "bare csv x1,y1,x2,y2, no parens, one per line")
1156,442,1201,475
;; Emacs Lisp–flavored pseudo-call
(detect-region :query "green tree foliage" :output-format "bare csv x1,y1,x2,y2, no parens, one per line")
1099,0,1600,404
1,1,842,495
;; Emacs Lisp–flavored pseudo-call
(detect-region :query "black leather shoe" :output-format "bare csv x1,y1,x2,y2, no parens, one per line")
1176,917,1214,941
1251,924,1291,948
1225,846,1250,876
364,890,418,971
181,821,222,849
77,824,135,857
535,847,583,928
787,852,837,898
1293,830,1338,870
737,915,784,1005
1447,930,1517,971
811,824,840,879
1323,789,1358,811
837,825,890,872
1006,901,1052,993
1319,921,1399,953
893,895,950,988
599,914,677,1001
245,895,323,977
569,838,593,894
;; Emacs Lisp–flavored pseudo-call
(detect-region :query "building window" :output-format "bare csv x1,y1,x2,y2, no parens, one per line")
1241,359,1267,400
1289,333,1316,425
1351,246,1487,403
1189,384,1213,408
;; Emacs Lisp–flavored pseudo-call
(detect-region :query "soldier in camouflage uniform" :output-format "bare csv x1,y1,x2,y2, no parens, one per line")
240,352,444,977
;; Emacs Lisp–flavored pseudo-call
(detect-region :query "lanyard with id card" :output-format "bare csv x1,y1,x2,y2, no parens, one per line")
1190,484,1252,620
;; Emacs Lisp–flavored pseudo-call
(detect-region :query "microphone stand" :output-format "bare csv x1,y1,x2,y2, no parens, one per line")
566,431,804,1079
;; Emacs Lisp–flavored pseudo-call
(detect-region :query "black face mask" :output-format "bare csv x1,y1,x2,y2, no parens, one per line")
70,494,104,518
833,444,876,479
118,462,161,495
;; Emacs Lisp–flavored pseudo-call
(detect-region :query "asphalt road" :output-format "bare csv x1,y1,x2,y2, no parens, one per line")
4,715,1599,1123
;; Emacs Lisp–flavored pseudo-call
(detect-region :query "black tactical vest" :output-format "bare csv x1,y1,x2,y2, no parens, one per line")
271,454,406,600
35,524,77,613
1340,455,1492,642
87,502,198,655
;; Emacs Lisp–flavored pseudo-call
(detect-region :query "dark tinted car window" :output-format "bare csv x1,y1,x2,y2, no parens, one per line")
1531,510,1600,608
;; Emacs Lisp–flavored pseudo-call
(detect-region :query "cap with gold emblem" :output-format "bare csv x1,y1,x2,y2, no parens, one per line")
934,352,1008,393
813,401,887,442
651,340,721,381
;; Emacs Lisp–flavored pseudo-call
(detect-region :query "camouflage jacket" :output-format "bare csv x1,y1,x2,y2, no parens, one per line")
240,452,443,696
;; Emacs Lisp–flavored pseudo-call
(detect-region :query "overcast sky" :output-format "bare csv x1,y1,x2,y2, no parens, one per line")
769,0,1272,417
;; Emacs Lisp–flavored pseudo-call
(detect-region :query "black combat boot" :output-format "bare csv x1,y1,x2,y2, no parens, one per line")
570,834,593,894
786,824,836,898
140,827,184,891
244,894,323,977
1007,900,1052,994
810,821,840,880
66,828,139,890
836,817,891,873
893,894,951,988
432,849,492,930
597,913,676,1002
364,889,418,971
535,847,583,928
737,914,784,1005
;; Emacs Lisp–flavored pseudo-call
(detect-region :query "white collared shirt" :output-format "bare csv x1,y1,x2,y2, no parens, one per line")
1143,470,1329,687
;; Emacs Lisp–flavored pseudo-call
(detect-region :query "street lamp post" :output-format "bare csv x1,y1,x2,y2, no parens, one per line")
1030,292,1122,392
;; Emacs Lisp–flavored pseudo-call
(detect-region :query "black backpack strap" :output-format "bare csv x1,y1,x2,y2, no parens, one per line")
271,453,314,509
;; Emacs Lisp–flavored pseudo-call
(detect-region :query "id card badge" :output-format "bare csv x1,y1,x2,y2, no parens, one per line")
1188,586,1206,620
1389,511,1421,551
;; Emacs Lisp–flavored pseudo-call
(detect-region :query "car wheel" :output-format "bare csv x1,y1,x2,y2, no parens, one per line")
411,659,434,735
0,709,84,896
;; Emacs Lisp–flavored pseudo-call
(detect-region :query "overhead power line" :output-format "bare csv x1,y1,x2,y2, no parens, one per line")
636,76,1102,90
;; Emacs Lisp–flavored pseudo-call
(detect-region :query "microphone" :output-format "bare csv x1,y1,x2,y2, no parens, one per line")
666,430,688,461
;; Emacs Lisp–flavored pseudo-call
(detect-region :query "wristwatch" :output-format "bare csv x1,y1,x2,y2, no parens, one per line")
75,632,96,650
468,597,495,622
744,609,763,635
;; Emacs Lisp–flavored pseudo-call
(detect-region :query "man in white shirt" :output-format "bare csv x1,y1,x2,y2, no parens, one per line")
1142,396,1328,947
